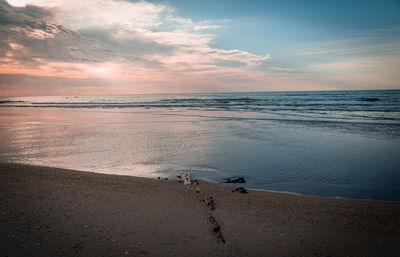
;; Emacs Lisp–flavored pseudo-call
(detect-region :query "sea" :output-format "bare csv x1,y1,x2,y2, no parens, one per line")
1,90,399,201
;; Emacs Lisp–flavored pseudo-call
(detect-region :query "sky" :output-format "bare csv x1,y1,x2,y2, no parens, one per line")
0,0,399,96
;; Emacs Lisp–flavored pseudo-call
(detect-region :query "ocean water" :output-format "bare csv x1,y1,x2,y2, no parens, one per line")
1,90,400,200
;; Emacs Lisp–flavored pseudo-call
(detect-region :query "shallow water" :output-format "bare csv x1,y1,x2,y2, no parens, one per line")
1,90,399,200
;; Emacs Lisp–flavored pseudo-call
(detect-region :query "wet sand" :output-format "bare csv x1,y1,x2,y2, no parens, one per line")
1,163,400,257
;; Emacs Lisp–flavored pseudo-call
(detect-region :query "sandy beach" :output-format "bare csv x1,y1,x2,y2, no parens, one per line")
1,163,400,257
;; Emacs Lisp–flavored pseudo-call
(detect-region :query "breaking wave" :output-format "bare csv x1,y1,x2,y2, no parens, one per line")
1,90,399,124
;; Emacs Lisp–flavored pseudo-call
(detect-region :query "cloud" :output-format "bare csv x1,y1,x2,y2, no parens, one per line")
10,24,60,39
2,0,398,96
0,0,276,95
0,0,278,94
286,28,400,89
290,28,400,57
0,73,128,95
2,0,269,67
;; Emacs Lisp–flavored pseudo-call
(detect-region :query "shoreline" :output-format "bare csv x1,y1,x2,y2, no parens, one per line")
6,161,397,203
1,162,400,256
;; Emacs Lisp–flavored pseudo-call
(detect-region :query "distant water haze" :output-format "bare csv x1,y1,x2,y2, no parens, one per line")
0,90,399,200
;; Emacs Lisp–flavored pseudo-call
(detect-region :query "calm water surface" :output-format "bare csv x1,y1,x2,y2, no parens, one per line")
1,90,399,200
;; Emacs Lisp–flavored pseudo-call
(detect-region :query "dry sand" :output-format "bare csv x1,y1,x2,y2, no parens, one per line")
1,163,400,257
